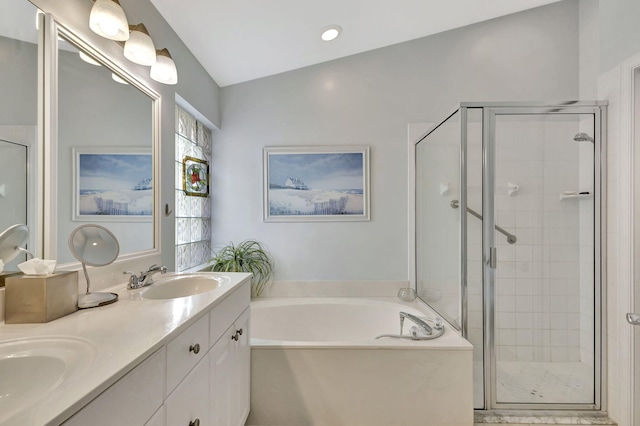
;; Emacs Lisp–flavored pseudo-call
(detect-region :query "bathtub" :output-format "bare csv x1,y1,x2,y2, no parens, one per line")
248,298,473,426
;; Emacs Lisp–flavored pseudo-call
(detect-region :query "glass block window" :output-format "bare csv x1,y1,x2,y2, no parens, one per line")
175,105,212,271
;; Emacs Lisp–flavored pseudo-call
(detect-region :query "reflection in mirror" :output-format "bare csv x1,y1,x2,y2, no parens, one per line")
0,224,30,272
68,224,120,308
56,34,156,264
0,0,39,269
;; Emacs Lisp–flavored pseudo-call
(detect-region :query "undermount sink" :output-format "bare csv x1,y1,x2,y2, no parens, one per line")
0,336,97,422
141,273,230,300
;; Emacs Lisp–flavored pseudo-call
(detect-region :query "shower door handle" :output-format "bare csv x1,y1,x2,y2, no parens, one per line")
627,313,640,325
489,247,497,269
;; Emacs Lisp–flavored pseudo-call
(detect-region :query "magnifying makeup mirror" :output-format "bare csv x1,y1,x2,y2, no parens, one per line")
68,224,119,309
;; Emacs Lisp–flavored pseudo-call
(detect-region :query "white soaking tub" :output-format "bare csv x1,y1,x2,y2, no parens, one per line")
248,298,473,426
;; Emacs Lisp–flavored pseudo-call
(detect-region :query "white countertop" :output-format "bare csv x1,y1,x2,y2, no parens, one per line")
0,272,252,426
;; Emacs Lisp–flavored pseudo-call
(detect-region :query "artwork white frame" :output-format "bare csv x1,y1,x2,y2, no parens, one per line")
263,145,370,222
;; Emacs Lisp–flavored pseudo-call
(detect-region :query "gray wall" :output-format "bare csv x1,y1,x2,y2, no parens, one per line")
214,1,581,281
0,36,37,126
599,0,640,72
28,0,221,269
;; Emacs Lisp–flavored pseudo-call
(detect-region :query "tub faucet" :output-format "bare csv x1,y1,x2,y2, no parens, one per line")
399,312,432,336
124,264,167,289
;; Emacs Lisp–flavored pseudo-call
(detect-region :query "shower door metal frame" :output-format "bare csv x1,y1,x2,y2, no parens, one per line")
471,102,607,412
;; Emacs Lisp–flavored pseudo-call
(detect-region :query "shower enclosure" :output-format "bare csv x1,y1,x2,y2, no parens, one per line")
413,102,606,411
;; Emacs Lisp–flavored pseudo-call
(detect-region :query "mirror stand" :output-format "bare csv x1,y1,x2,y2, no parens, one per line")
78,262,118,309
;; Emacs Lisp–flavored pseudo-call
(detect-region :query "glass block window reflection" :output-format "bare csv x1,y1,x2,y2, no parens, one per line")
175,105,212,271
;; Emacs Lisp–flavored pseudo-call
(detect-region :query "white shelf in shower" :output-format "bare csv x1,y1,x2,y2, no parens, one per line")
559,192,593,200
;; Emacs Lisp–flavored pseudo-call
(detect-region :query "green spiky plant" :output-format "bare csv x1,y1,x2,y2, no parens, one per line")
208,240,274,297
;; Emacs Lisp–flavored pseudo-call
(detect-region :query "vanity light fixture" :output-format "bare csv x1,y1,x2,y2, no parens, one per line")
124,23,156,66
78,51,102,66
321,25,342,42
150,48,178,85
89,0,129,41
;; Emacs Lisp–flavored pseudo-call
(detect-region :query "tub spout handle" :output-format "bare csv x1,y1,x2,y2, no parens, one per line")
400,312,432,336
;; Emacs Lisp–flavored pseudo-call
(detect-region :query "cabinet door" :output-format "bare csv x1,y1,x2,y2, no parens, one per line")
210,308,250,426
234,308,251,425
165,356,210,426
209,323,235,426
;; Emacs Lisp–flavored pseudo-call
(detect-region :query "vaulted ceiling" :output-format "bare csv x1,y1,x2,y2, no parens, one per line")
149,0,562,87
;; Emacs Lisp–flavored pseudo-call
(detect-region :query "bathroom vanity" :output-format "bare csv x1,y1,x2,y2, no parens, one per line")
0,272,251,426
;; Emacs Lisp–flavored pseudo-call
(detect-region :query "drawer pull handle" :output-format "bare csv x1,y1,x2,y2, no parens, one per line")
189,419,200,426
189,343,200,354
232,328,244,341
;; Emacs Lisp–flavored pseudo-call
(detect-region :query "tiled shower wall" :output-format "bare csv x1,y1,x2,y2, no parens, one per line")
175,106,212,271
487,121,594,364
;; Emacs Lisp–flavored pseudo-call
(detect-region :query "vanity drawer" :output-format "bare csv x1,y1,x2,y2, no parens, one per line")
165,355,210,426
166,313,210,395
63,348,165,426
210,280,250,347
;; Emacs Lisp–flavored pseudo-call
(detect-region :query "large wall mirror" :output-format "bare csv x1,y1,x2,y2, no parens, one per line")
54,28,159,264
0,3,161,274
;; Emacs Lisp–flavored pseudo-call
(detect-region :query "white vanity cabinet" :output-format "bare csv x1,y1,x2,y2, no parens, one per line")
61,279,251,426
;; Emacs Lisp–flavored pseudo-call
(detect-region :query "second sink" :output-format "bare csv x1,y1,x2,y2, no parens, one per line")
141,273,230,300
0,336,97,423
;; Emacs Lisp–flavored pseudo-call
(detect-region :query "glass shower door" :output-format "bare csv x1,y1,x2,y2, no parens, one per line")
487,109,599,407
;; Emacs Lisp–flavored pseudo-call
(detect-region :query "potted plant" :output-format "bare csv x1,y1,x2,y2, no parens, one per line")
207,239,274,297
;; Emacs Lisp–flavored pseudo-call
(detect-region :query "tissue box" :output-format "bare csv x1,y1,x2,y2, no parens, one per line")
0,272,22,288
5,271,78,323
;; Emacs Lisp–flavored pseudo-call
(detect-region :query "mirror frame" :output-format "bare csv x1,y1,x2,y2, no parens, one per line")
40,13,161,267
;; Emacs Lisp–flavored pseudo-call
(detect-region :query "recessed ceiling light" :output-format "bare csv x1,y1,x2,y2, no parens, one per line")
321,25,342,42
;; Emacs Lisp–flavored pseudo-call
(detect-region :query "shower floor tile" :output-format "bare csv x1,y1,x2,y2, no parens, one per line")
474,361,594,405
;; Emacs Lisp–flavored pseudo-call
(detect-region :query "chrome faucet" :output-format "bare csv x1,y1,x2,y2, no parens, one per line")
124,264,167,289
399,311,433,336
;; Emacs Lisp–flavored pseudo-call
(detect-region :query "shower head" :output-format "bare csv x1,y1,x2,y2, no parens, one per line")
573,132,594,143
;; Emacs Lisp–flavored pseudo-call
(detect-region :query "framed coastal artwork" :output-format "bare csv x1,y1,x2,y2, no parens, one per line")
263,145,370,222
72,147,153,222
